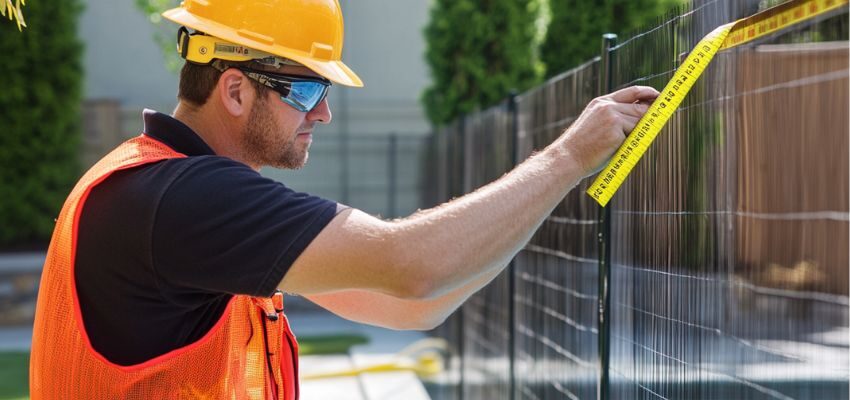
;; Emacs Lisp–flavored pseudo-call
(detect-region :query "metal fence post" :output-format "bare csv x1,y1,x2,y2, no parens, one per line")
458,116,467,400
507,90,519,400
339,92,350,205
387,133,398,218
598,32,617,400
338,0,349,205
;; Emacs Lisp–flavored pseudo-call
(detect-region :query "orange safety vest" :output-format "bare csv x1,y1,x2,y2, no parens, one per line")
30,135,300,399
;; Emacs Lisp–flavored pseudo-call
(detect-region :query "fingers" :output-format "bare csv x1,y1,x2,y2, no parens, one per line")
611,102,651,118
607,86,660,103
560,88,657,177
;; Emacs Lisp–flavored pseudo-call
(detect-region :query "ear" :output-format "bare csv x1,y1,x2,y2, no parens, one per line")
216,69,251,117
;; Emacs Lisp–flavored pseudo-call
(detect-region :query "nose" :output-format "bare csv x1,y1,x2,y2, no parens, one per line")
307,98,332,124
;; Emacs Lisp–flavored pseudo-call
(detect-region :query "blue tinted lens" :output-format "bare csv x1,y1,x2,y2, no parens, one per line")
238,68,330,112
281,81,328,112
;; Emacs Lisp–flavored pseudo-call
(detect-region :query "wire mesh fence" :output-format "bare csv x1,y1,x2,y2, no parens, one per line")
264,133,429,219
422,1,849,399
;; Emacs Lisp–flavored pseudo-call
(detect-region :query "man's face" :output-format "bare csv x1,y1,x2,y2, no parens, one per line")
240,66,332,170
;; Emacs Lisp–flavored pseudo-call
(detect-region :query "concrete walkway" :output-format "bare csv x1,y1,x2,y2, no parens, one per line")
291,310,432,400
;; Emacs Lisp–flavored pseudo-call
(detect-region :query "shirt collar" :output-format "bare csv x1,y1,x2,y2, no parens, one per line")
142,109,216,156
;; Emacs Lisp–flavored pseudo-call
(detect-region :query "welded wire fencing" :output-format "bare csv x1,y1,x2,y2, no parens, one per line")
422,1,849,399
264,133,429,218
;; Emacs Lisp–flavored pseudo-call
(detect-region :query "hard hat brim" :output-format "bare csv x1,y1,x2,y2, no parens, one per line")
162,7,364,88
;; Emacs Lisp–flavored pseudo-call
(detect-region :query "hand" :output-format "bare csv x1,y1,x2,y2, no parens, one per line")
556,86,659,177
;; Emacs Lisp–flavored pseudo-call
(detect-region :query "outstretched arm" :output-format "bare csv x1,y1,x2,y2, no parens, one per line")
280,86,658,300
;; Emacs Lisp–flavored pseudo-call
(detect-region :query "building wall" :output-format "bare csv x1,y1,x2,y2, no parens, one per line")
334,1,432,136
79,0,179,111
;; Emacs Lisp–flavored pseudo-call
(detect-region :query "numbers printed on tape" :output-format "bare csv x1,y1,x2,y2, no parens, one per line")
586,0,848,207
587,24,731,206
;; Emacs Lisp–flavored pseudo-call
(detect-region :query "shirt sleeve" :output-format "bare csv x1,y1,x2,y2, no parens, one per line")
151,156,340,299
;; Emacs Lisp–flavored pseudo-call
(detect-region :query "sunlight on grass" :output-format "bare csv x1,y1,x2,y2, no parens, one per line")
0,352,28,400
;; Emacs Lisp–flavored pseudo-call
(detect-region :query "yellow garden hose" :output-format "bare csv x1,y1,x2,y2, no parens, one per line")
300,338,448,380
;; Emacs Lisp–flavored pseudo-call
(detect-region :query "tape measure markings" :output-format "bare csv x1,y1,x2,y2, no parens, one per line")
723,0,848,49
586,0,848,206
588,23,730,204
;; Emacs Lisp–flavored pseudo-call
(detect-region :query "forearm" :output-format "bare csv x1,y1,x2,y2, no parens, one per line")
394,142,583,298
306,262,507,330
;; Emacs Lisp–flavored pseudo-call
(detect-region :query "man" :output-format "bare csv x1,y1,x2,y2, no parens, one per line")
29,0,657,398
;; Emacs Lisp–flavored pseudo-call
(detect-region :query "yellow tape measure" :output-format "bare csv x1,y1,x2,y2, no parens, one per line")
587,0,848,207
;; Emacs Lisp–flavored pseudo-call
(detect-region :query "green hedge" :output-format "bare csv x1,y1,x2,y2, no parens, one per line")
422,0,543,126
541,0,683,78
421,0,684,126
0,0,84,249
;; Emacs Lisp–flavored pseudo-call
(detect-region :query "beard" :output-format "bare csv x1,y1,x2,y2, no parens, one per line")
242,94,310,169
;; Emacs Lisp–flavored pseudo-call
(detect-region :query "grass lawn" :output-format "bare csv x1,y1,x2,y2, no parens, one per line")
0,352,28,400
298,333,369,355
0,333,366,399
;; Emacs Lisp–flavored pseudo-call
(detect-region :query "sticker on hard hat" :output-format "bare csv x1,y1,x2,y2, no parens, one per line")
214,43,251,56
177,28,303,68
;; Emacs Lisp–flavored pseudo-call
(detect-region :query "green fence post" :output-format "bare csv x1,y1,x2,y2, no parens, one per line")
387,133,398,218
598,32,617,400
507,90,519,400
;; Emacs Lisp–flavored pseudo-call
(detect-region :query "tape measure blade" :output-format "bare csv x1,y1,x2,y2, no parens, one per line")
720,0,848,50
586,0,848,207
587,23,734,207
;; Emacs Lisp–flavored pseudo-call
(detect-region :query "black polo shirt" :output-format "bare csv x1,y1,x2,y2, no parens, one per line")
75,109,341,366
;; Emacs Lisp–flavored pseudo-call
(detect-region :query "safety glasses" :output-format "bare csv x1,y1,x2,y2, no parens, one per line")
241,68,331,112
212,61,331,113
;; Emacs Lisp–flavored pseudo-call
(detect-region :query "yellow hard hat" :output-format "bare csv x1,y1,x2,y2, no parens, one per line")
162,0,363,87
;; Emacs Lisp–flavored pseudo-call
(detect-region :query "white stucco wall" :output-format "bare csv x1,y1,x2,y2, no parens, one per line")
78,0,434,213
78,0,432,136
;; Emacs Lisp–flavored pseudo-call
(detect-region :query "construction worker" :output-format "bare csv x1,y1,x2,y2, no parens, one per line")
29,0,658,398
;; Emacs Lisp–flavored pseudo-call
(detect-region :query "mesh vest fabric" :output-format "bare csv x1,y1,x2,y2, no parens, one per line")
30,135,299,399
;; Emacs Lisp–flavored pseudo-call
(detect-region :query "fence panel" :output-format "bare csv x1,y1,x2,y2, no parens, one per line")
425,118,470,400
264,133,427,218
513,58,603,400
461,100,516,400
608,2,849,399
423,1,849,399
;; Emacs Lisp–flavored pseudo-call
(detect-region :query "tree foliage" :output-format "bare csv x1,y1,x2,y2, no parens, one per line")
422,0,544,126
541,0,682,78
1,0,26,31
0,0,83,248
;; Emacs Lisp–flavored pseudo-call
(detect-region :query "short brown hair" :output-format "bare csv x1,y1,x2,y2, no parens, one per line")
177,61,268,107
